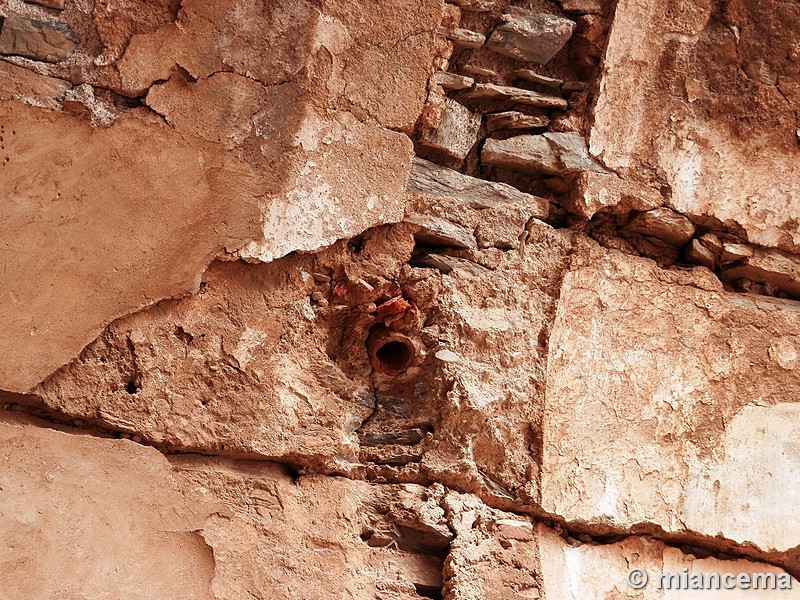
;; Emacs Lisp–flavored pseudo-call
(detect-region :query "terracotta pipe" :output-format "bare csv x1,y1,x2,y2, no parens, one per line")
366,325,416,376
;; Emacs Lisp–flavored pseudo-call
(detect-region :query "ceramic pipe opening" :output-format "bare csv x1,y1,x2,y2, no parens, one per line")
366,326,416,376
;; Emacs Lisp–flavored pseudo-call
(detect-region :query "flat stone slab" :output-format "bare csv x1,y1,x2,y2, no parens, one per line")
407,157,549,217
411,253,489,276
482,131,607,175
589,0,800,253
404,214,478,250
559,0,604,14
447,0,496,12
539,525,800,598
722,247,800,298
485,111,550,132
625,207,696,246
431,71,474,90
720,242,754,265
448,28,485,48
0,16,76,62
463,83,568,109
543,248,800,552
0,60,70,109
513,68,563,88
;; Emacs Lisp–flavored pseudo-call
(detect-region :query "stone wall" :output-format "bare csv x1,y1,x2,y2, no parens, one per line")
0,0,799,597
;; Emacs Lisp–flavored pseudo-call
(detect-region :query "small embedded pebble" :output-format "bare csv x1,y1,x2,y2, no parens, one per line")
435,349,462,363
311,291,324,301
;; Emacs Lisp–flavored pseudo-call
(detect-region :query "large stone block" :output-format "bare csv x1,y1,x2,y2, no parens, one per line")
0,416,216,599
174,458,451,599
443,492,542,599
0,415,452,599
238,109,413,263
589,0,800,252
0,0,443,391
543,244,800,552
539,525,800,599
118,0,442,131
0,103,262,393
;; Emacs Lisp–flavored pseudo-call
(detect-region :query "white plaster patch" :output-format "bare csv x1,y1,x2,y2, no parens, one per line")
683,403,800,551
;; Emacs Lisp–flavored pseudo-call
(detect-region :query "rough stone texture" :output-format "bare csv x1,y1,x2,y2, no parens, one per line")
431,71,475,90
485,111,550,132
448,28,485,49
722,247,800,298
238,110,414,263
684,238,716,270
513,69,563,88
539,525,800,599
0,60,69,109
8,412,796,600
0,415,454,599
0,103,262,393
0,0,442,390
448,0,495,12
26,0,66,8
174,458,452,599
559,0,604,15
463,83,568,109
483,132,607,175
405,214,479,250
145,73,271,149
625,207,696,247
483,134,562,174
568,171,664,219
0,415,215,599
407,158,550,216
590,0,800,253
418,98,482,164
486,11,576,64
32,219,573,505
720,243,755,266
2,0,800,595
443,492,542,599
0,16,76,62
543,243,800,553
117,0,441,130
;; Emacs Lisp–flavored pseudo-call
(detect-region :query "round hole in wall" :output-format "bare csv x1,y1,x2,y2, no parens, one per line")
375,340,414,373
366,326,416,376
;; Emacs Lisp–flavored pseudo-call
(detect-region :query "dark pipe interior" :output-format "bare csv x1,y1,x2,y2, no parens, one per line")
375,340,414,373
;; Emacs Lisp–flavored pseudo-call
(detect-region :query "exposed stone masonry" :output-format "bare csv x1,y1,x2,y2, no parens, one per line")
0,0,799,597
412,0,800,303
